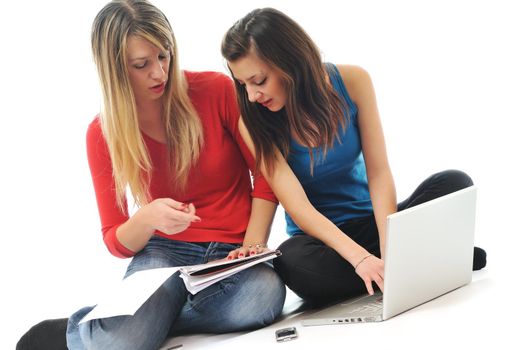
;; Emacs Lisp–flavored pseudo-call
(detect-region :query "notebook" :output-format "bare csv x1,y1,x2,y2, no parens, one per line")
302,186,477,326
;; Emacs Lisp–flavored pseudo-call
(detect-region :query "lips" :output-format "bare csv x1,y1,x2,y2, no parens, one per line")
260,98,272,108
150,82,166,94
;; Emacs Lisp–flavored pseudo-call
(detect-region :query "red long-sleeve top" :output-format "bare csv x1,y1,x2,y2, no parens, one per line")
87,71,277,258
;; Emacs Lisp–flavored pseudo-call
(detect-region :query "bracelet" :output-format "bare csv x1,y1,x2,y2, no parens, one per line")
243,243,267,249
354,254,373,270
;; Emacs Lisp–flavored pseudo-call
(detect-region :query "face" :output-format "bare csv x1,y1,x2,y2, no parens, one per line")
228,50,286,112
126,35,170,104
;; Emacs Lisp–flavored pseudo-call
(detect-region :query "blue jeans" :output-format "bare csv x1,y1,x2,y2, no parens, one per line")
66,237,286,350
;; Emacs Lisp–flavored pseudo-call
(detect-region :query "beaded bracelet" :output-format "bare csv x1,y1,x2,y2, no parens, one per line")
243,243,268,249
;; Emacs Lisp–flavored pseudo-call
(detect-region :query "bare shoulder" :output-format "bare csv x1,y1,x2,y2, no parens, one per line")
334,64,373,102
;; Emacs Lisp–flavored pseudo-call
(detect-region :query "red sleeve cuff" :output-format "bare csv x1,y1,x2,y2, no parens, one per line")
251,175,279,204
103,225,136,259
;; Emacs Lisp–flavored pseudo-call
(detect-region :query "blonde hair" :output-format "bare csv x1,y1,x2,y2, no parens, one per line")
91,0,203,211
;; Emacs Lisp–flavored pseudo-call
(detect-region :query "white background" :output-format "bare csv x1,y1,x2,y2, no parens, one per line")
1,0,526,348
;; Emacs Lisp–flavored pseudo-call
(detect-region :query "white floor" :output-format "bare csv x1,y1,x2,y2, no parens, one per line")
9,255,526,350
159,269,523,350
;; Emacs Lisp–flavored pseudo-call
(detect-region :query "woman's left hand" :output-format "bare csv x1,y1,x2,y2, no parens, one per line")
226,244,269,260
354,254,385,295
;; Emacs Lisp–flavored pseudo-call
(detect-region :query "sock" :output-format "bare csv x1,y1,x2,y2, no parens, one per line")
473,246,487,271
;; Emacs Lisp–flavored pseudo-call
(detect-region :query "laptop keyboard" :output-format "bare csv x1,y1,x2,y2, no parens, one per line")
350,298,383,314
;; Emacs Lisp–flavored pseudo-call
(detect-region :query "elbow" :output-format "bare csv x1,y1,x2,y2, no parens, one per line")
283,200,315,232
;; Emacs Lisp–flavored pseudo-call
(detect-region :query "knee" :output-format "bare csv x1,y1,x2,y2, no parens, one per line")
274,235,316,281
226,265,286,328
248,265,286,322
125,252,173,277
440,169,474,190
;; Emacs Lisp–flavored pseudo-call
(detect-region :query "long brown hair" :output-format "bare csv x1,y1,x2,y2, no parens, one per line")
221,7,347,175
92,0,203,211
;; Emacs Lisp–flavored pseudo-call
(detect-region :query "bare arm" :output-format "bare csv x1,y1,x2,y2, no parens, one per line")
226,197,278,259
243,197,277,246
338,65,397,258
237,119,371,267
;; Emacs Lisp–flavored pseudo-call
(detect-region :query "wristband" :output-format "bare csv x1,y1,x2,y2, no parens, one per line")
354,254,373,270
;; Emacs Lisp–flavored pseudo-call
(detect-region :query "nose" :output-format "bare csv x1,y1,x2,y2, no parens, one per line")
150,59,166,80
246,85,262,103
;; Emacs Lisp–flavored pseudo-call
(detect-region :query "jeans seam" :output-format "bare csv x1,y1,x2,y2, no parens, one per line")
183,268,241,313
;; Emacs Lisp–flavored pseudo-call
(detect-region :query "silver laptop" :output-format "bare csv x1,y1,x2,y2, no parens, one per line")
302,186,477,326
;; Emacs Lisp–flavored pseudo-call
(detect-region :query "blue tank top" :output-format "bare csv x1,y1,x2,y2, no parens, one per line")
285,63,373,235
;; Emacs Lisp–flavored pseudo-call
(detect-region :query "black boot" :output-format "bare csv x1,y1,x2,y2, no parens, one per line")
473,246,487,271
17,318,68,350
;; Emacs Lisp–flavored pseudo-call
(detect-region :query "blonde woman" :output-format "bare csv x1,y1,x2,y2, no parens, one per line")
16,1,285,349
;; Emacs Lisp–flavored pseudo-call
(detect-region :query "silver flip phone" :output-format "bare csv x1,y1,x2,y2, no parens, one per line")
275,327,298,342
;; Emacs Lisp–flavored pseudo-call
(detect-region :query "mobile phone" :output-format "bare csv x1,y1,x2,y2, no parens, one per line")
275,327,298,342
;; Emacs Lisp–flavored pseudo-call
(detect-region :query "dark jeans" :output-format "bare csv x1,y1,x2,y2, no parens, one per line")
274,169,477,303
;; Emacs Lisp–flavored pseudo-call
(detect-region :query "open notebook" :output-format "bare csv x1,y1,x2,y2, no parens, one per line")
79,250,281,324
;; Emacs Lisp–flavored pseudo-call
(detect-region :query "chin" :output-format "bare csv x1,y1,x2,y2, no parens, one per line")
268,104,284,112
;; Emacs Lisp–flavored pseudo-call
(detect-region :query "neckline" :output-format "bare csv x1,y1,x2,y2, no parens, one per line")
141,130,166,146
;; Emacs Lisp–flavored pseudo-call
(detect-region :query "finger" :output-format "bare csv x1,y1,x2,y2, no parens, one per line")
164,200,196,217
187,203,196,215
163,198,186,210
179,203,190,213
186,204,201,222
365,280,374,295
238,247,250,258
169,211,201,223
227,250,239,260
374,275,384,293
249,244,260,256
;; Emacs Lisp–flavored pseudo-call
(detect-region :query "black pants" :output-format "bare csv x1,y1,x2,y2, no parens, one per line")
274,169,475,304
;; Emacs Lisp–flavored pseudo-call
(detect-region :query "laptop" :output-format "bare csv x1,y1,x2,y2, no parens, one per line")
302,186,477,326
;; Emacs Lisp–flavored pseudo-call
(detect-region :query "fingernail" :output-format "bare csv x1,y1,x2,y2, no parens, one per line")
239,253,245,257
250,251,255,256
227,256,233,260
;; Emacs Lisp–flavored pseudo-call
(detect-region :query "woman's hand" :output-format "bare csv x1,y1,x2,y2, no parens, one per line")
354,254,384,295
141,198,201,235
226,244,269,260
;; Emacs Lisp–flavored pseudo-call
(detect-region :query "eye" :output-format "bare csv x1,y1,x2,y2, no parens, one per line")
134,61,147,69
255,78,267,86
159,53,168,61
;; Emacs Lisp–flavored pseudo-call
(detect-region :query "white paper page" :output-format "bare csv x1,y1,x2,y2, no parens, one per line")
181,254,277,295
180,250,279,275
79,266,181,324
